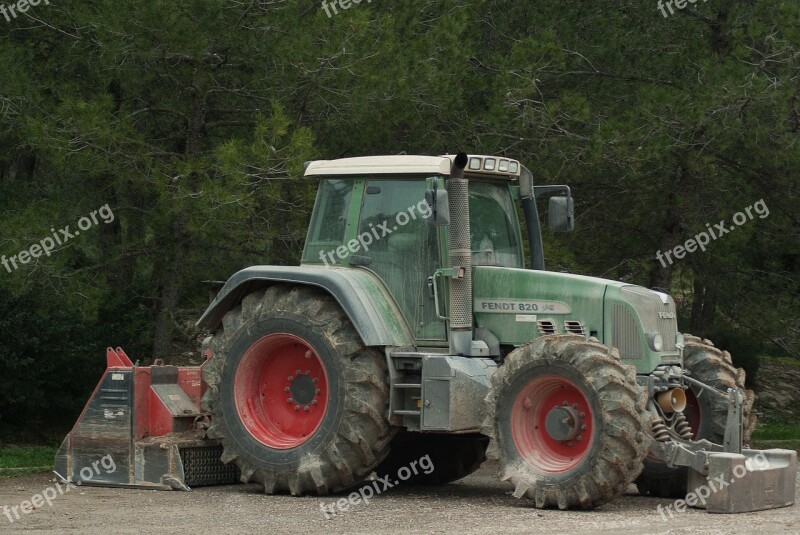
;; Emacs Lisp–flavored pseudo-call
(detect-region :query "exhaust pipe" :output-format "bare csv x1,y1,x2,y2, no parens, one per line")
657,387,687,413
448,152,473,356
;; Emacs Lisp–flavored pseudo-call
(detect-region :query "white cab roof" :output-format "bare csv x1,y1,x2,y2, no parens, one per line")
305,155,451,177
304,155,521,179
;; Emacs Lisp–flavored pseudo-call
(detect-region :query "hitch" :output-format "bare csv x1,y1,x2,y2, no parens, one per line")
650,384,797,513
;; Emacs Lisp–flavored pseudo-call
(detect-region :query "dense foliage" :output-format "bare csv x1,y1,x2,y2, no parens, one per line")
0,1,797,437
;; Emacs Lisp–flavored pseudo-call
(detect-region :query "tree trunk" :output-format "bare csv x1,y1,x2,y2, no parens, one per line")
690,276,717,333
649,190,682,292
151,217,187,359
151,86,205,358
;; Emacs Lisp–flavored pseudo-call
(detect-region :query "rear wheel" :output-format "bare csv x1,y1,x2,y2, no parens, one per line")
636,335,757,498
202,285,394,495
375,432,488,485
484,335,650,509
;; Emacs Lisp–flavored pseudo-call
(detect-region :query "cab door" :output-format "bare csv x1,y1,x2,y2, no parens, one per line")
357,178,446,341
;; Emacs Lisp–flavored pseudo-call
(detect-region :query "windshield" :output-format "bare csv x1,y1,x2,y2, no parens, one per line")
469,182,523,268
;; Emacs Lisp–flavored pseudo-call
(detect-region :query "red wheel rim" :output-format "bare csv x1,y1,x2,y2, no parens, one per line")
234,333,329,449
511,374,594,473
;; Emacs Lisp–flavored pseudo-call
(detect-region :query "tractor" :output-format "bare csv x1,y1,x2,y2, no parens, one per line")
56,153,796,513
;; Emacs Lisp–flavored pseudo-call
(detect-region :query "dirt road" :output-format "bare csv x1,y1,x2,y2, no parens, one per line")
1,461,797,534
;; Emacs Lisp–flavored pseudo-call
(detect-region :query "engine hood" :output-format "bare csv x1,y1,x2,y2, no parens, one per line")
472,266,679,373
472,266,619,345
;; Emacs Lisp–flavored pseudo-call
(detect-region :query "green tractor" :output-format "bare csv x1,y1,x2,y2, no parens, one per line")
57,153,795,512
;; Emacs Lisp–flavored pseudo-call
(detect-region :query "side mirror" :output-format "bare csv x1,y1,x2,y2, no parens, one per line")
425,188,450,226
548,196,574,232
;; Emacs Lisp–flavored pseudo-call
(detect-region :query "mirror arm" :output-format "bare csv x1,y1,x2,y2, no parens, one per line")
534,184,571,199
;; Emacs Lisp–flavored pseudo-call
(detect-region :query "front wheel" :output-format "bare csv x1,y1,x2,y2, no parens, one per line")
202,284,394,495
484,335,651,509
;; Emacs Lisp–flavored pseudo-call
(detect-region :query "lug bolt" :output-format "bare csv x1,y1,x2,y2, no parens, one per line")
305,370,311,376
523,398,532,409
305,351,312,359
315,389,320,394
294,405,300,411
576,435,582,442
284,387,290,392
304,406,310,412
295,370,301,375
572,403,579,409
562,401,568,406
287,398,293,403
580,424,587,431
311,400,318,405
312,378,319,384
579,412,585,418
287,376,294,381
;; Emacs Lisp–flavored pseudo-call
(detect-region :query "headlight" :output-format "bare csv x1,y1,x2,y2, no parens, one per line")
647,332,664,351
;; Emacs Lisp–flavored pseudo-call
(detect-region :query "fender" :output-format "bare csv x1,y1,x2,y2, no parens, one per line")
196,265,413,347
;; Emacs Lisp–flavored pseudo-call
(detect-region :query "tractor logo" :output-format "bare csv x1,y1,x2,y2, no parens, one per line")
658,311,676,319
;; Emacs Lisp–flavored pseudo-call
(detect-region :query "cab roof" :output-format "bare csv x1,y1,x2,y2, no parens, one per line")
304,154,522,180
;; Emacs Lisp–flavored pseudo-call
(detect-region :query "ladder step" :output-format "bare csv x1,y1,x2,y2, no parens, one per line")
393,383,422,389
393,410,421,416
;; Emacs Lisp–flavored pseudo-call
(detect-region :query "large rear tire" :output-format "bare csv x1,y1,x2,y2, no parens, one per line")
484,335,651,509
636,334,756,498
202,284,394,495
375,432,489,485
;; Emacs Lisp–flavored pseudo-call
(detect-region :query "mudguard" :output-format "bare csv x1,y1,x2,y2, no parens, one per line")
196,265,413,348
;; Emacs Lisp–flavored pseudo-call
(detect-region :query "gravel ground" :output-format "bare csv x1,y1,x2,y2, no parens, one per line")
0,461,797,534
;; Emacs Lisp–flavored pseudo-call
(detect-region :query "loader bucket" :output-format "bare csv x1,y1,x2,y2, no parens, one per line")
687,448,797,513
54,347,238,490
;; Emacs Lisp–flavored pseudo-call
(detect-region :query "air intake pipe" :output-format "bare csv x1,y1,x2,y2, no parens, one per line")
447,152,473,356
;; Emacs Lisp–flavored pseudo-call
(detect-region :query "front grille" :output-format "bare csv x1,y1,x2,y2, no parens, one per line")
613,305,642,359
620,286,678,352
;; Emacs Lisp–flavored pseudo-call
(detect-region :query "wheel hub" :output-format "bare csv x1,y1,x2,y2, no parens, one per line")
544,405,582,442
288,374,318,406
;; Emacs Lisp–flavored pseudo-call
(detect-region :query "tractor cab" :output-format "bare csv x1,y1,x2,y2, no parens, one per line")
300,154,568,347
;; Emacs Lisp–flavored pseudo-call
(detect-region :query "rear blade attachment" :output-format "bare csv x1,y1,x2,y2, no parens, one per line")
54,347,238,490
